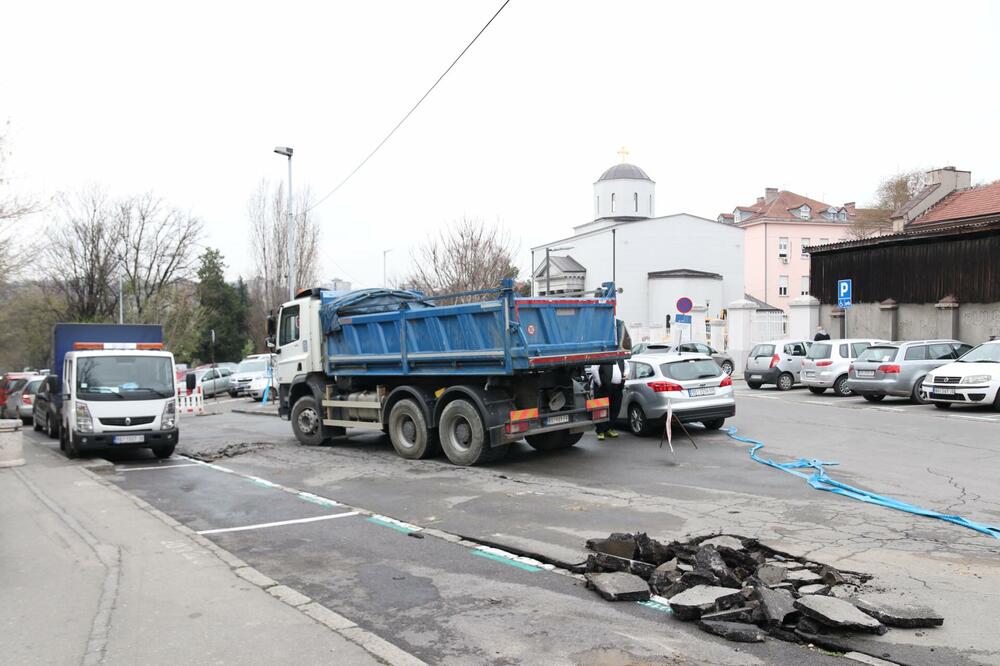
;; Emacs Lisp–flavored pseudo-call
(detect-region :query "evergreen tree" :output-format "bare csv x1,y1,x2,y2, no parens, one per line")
195,249,249,363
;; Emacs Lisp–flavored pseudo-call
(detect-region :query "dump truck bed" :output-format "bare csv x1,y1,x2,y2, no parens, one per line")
320,282,625,376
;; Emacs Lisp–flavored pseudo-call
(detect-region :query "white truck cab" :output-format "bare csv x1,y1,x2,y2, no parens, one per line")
60,344,179,459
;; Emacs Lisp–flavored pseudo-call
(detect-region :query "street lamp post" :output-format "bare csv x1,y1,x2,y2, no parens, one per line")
274,146,294,300
383,249,392,288
544,245,573,296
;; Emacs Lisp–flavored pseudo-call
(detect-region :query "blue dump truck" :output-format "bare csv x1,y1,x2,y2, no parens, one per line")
269,280,628,465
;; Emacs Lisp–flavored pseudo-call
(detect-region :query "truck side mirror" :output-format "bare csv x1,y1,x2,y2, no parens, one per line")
265,336,276,350
266,314,277,338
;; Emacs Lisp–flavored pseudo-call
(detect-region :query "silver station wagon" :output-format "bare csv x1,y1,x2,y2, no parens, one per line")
846,339,972,403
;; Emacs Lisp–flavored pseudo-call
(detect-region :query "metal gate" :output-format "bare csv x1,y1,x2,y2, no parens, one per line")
750,310,787,344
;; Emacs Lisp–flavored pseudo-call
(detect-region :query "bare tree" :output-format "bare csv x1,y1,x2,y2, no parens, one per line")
0,129,42,281
246,179,321,346
113,192,204,321
406,218,519,301
850,169,930,239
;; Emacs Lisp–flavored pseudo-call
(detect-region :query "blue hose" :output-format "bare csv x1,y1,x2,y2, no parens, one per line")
725,427,1000,541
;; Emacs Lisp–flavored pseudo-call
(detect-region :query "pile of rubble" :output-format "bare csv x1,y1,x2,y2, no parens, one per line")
583,532,943,645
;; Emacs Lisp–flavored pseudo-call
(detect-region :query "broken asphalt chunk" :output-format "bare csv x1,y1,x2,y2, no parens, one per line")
697,620,766,643
587,552,656,580
699,535,744,551
694,545,741,588
754,563,787,587
635,532,674,565
667,585,743,621
794,595,887,634
852,597,944,628
753,586,797,627
584,572,651,602
585,533,637,559
797,584,830,596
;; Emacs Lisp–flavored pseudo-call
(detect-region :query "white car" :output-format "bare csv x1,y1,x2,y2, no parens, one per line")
800,338,887,397
922,341,1000,410
229,354,275,400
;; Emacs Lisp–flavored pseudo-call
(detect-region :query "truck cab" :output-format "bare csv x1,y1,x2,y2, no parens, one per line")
272,295,325,416
60,344,179,459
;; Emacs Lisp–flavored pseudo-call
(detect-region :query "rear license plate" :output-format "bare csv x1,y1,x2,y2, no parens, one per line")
689,388,715,397
750,375,762,380
545,414,570,426
802,371,814,378
934,388,955,396
856,370,875,378
113,434,145,444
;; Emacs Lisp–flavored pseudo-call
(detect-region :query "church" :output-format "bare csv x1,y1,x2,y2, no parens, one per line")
531,154,745,334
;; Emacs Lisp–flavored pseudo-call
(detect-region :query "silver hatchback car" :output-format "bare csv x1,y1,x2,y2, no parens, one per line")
801,338,887,396
621,353,735,436
745,339,813,391
847,339,972,403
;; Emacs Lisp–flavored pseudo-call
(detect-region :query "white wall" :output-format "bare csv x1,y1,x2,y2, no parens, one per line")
593,178,655,219
647,277,724,329
534,214,744,327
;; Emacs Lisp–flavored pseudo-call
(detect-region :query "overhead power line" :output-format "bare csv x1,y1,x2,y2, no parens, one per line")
304,0,512,214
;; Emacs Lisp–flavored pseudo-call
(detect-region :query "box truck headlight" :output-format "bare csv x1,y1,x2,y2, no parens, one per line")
76,402,94,433
161,399,176,430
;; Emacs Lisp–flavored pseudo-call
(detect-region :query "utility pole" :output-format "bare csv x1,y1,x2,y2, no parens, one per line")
274,146,295,300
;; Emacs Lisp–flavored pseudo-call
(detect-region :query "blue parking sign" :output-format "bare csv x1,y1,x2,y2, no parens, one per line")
838,279,853,308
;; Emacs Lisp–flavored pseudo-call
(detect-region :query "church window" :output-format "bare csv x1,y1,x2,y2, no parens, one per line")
633,192,638,212
649,194,653,213
611,193,616,213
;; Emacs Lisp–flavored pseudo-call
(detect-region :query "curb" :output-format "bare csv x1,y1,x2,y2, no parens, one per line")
231,408,280,418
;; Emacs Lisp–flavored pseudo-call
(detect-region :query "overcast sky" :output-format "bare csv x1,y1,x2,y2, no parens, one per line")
3,0,999,287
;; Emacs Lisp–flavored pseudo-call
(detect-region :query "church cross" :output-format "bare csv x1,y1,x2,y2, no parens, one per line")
617,146,629,163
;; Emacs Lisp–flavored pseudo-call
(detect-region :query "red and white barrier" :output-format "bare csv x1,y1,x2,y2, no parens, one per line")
176,386,205,415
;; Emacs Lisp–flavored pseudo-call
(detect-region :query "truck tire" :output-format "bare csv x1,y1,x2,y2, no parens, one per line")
388,399,438,459
525,430,581,451
291,395,325,446
62,429,79,459
153,445,175,459
438,399,503,466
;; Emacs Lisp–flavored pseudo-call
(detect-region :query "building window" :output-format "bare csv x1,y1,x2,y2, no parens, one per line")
778,237,789,258
649,194,653,214
838,210,847,221
611,193,616,213
798,205,811,219
778,276,789,297
596,196,599,214
633,192,638,212
819,237,829,245
801,237,810,258
800,275,810,296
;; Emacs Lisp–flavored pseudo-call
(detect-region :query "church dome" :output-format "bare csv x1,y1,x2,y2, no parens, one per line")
597,163,653,183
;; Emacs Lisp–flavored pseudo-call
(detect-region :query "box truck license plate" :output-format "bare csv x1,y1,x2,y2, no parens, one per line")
113,435,145,444
545,415,570,426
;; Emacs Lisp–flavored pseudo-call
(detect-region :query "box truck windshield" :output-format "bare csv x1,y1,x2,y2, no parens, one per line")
76,355,175,399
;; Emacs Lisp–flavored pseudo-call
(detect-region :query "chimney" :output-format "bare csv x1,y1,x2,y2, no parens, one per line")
843,202,856,215
756,197,765,205
893,166,973,231
764,187,779,203
927,166,971,190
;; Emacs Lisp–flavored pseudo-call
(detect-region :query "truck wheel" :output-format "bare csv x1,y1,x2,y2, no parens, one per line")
63,429,79,459
291,395,325,446
388,399,439,459
439,399,500,466
153,445,175,459
46,414,59,439
525,430,580,451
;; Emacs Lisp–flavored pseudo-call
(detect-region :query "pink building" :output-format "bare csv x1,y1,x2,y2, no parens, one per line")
719,188,857,311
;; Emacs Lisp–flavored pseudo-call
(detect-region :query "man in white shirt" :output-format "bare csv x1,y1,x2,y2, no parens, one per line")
590,360,625,441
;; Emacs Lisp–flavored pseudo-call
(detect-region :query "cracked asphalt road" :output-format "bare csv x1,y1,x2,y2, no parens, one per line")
93,387,1000,664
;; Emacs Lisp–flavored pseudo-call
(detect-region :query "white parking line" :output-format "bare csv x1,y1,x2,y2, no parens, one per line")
197,511,360,535
803,400,835,406
118,463,201,472
739,393,781,400
865,406,906,413
947,414,999,422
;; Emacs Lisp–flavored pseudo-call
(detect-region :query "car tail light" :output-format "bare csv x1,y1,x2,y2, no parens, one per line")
878,364,901,374
769,354,780,369
648,381,682,392
21,393,32,404
815,360,833,367
591,408,609,420
719,375,733,387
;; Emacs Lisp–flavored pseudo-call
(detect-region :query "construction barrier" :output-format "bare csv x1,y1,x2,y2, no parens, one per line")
175,386,205,415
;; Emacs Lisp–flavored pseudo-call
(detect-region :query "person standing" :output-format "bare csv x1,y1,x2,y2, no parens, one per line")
590,360,625,441
814,325,831,341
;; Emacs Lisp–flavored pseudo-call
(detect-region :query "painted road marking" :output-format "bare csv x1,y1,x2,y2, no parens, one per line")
470,545,553,571
865,406,906,413
298,491,342,508
367,515,421,533
637,595,673,614
197,511,360,535
740,394,781,400
803,400,835,406
117,463,201,472
947,414,998,422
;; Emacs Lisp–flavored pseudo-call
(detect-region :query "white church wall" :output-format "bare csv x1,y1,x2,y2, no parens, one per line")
593,178,655,219
647,277,724,328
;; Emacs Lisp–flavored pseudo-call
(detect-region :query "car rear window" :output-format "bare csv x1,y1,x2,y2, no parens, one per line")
857,346,897,363
807,343,832,360
750,344,775,358
661,359,721,381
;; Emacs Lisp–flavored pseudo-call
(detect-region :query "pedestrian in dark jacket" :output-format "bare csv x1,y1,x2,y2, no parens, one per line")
814,325,831,341
590,360,625,441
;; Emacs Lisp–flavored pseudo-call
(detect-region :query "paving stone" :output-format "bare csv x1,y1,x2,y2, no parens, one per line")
694,545,740,587
697,620,766,643
754,563,787,587
586,533,636,559
797,584,830,596
667,585,743,621
635,532,674,565
753,586,797,627
588,552,656,579
584,572,651,602
852,597,944,628
794,595,887,634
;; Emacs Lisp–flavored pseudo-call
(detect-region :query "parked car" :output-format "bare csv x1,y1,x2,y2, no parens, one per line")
3,376,44,424
621,353,735,435
32,375,63,438
0,372,34,416
185,365,234,397
229,354,275,399
847,339,972,403
801,338,888,396
631,342,735,376
744,339,813,390
922,340,1000,410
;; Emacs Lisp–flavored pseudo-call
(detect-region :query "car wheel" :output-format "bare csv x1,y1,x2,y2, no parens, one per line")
627,404,651,437
152,445,175,459
228,391,238,398
701,418,725,430
721,361,734,376
994,389,1000,412
33,415,42,431
746,382,762,390
776,373,794,391
46,413,59,439
21,416,32,426
862,394,885,403
808,387,826,395
387,399,438,459
910,376,929,405
833,375,852,397
291,395,325,446
934,402,952,410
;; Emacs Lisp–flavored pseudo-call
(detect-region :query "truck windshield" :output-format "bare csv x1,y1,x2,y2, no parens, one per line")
76,356,174,400
237,360,267,374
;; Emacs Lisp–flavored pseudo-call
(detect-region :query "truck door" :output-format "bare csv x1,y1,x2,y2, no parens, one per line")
276,304,305,385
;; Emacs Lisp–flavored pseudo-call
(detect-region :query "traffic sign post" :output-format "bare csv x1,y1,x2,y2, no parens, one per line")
837,279,853,337
675,296,693,342
674,314,692,324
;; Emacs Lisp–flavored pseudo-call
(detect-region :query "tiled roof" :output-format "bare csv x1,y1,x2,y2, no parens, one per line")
807,216,1000,253
891,183,940,219
533,255,586,277
910,181,1000,225
727,190,853,224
